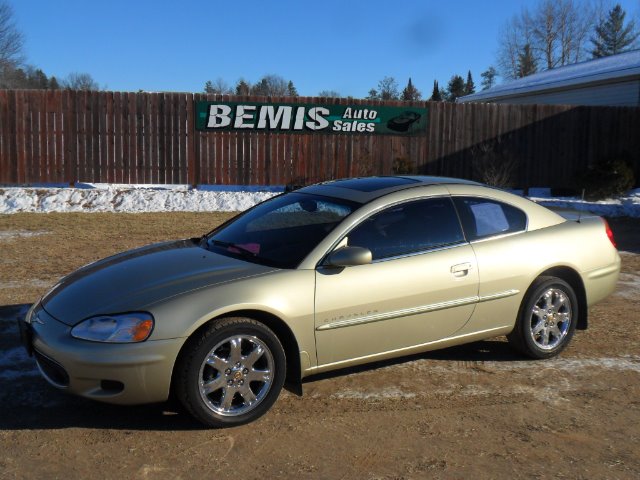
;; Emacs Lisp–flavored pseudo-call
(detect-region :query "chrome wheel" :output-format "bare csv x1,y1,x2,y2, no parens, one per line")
198,334,274,417
528,287,572,350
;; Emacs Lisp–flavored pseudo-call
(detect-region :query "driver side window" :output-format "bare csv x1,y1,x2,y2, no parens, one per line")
347,197,464,261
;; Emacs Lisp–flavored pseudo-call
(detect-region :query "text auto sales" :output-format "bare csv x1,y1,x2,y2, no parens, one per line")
206,104,378,133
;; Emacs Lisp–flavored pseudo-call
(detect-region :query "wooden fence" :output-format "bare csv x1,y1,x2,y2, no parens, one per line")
1,90,638,187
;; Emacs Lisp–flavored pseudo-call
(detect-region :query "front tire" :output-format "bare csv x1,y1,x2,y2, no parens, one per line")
508,276,578,359
175,317,286,427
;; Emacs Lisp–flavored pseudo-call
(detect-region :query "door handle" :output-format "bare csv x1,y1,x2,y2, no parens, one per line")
451,262,472,277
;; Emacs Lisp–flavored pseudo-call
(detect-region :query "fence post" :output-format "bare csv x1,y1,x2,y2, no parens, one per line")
187,93,197,187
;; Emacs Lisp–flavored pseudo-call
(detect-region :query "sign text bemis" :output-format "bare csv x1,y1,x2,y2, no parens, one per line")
195,101,428,135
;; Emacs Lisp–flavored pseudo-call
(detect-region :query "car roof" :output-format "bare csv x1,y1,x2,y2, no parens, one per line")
297,176,482,203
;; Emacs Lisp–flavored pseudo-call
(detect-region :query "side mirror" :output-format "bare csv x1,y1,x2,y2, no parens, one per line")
324,246,372,268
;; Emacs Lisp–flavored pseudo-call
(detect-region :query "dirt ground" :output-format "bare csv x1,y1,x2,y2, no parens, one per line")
0,213,639,480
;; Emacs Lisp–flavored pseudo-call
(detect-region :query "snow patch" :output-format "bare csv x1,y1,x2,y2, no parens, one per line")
397,356,640,375
486,356,640,373
614,273,640,300
0,230,50,240
0,185,280,214
1,279,54,289
331,386,417,400
527,188,640,218
1,183,638,216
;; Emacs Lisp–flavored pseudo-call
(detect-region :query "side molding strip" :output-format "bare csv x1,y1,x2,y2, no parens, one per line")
316,289,520,331
308,325,513,373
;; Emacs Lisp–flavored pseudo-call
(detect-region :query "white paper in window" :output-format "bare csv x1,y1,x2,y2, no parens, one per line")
470,202,509,236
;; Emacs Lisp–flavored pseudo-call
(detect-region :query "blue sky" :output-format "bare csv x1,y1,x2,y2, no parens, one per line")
11,0,640,97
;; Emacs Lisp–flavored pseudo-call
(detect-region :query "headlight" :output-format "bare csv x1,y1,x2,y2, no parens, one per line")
71,313,154,343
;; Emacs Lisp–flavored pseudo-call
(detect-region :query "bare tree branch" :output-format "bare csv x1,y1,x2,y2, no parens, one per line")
0,1,24,70
496,0,596,79
63,72,100,91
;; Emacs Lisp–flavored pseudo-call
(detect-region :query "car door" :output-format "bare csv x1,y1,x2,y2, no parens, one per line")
314,196,479,367
450,195,531,331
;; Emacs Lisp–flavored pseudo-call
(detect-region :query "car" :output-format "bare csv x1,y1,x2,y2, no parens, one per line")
19,176,621,427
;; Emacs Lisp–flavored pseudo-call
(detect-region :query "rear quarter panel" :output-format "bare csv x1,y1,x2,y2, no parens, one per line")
446,186,620,334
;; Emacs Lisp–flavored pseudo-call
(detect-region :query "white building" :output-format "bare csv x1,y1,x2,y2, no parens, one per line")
459,50,640,106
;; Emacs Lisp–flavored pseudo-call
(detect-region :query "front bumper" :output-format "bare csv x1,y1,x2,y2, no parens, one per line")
21,306,185,405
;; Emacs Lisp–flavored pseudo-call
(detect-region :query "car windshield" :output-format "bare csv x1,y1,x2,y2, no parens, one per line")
204,192,359,268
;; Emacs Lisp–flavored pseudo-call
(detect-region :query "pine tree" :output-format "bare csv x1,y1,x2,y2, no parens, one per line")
464,70,475,95
517,44,537,78
401,77,422,101
204,80,215,94
287,80,298,97
480,67,497,90
49,76,59,90
429,80,442,101
235,79,251,96
446,75,465,102
591,4,639,58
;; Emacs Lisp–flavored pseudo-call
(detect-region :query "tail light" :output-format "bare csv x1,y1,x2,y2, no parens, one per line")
603,218,616,248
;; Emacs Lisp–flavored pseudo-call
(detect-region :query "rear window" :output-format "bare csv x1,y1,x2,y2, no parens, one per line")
453,197,527,241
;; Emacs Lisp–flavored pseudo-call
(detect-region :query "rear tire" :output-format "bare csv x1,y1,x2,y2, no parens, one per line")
175,317,286,427
508,276,578,359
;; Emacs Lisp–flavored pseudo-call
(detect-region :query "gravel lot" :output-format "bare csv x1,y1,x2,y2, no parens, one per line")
1,213,639,479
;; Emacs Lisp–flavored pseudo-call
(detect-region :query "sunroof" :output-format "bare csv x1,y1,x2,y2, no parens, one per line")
327,177,419,192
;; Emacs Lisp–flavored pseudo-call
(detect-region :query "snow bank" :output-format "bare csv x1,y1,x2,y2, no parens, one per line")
528,188,640,218
0,184,281,214
0,183,639,217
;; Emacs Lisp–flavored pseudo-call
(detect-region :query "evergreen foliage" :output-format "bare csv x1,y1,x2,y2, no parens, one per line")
464,71,475,95
235,79,251,96
445,75,465,102
591,4,639,58
480,67,498,90
401,78,422,101
517,44,537,78
287,80,298,97
429,80,442,101
578,153,636,200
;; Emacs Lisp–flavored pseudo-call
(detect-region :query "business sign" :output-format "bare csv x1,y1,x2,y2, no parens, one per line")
195,101,428,135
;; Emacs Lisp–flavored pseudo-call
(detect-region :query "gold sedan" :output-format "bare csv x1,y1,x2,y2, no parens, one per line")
20,176,620,427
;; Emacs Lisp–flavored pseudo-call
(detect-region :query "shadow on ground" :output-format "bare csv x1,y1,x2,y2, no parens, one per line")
302,339,524,385
607,216,640,253
0,303,524,431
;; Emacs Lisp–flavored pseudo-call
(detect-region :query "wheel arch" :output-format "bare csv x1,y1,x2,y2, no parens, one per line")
171,309,302,396
537,266,588,330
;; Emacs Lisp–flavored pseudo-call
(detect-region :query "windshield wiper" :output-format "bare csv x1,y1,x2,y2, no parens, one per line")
210,240,258,258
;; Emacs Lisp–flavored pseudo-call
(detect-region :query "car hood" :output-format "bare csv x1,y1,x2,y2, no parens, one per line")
41,239,277,326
